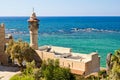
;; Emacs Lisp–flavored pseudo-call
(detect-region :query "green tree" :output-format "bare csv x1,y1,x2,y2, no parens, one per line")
6,40,36,67
10,61,42,80
41,59,75,80
108,49,120,80
23,61,36,75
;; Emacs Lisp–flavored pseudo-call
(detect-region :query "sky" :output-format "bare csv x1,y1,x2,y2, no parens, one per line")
0,0,120,16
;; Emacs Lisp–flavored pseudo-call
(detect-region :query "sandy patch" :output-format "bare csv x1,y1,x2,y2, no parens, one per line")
0,66,20,80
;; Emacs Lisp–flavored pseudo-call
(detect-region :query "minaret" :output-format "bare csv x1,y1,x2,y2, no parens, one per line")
28,9,39,50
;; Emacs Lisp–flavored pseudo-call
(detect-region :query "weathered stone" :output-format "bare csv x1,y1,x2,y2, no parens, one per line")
0,24,8,65
28,11,39,50
0,23,13,65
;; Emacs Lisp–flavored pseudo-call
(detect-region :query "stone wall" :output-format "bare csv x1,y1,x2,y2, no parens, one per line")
36,50,55,60
0,24,5,53
85,53,100,75
36,50,100,76
0,24,8,65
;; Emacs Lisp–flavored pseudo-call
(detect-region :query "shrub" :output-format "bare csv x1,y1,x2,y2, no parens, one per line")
98,70,107,79
10,74,21,80
108,49,120,80
86,75,99,80
41,59,75,80
10,74,34,80
6,40,36,67
33,68,42,80
23,61,36,75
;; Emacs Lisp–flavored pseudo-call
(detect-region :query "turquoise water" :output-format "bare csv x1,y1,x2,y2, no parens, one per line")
1,17,120,67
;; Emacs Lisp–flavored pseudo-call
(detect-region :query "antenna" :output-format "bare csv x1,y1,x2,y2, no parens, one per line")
32,8,34,13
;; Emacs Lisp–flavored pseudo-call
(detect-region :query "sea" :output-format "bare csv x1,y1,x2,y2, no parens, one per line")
0,16,120,67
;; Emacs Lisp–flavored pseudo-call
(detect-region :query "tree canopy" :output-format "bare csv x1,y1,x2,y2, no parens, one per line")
108,49,120,80
6,40,37,67
41,59,75,80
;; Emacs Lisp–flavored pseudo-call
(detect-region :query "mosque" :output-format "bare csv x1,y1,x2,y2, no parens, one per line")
0,11,100,76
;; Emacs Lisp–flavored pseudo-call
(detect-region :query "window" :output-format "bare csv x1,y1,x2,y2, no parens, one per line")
72,62,73,68
68,63,70,68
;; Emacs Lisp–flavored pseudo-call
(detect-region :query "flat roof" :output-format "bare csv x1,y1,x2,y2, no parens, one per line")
39,45,97,62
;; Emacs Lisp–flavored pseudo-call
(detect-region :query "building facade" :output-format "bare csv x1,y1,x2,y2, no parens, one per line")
36,46,100,76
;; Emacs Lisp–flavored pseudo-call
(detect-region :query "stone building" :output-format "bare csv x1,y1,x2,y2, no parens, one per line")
0,23,12,65
28,12,100,76
36,46,100,76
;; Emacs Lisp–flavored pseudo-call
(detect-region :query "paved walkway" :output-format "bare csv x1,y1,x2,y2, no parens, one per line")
0,66,20,80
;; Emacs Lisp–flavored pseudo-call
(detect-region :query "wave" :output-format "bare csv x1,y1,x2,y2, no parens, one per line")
5,27,120,36
5,29,28,34
70,28,120,33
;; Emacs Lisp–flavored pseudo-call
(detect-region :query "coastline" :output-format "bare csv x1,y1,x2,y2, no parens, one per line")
1,17,120,67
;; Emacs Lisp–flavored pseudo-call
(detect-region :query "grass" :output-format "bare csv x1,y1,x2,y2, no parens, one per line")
10,74,34,80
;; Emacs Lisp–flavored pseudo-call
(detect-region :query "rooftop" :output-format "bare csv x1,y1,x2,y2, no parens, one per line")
39,45,71,54
39,45,97,63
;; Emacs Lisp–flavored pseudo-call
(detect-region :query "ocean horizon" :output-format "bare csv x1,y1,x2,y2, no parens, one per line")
1,16,120,67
